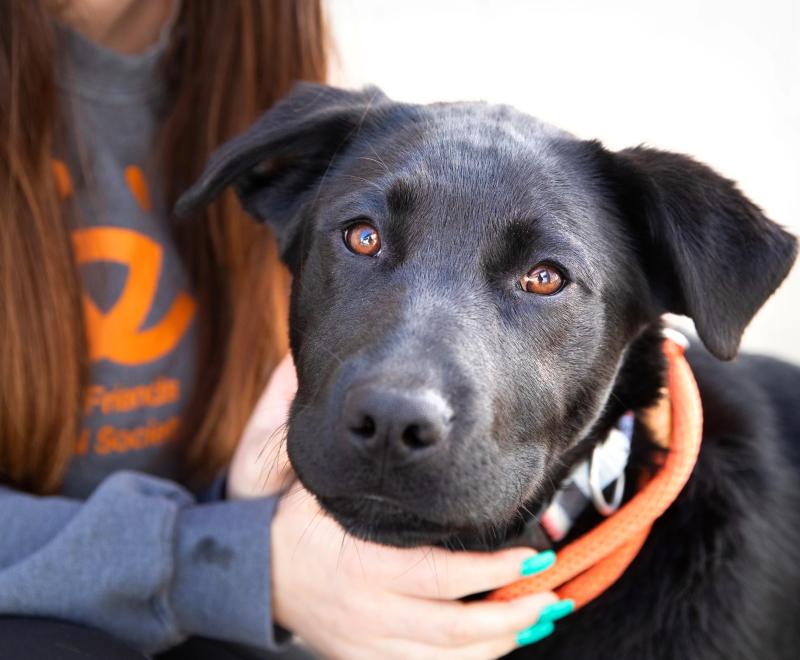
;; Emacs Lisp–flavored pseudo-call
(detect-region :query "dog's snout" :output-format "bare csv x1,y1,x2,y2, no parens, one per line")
343,384,453,461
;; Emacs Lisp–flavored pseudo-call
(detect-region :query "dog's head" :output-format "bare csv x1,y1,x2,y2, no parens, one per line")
178,84,797,547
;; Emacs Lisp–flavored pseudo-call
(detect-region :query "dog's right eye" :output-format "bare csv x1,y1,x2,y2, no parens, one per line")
520,263,566,295
343,221,382,257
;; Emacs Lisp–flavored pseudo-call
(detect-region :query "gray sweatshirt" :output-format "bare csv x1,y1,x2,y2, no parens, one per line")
0,24,282,654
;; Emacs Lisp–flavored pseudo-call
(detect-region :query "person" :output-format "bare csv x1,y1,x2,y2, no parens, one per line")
0,1,559,658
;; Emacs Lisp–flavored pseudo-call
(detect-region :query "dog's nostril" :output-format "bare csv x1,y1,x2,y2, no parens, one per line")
350,415,376,438
401,423,436,449
343,384,452,460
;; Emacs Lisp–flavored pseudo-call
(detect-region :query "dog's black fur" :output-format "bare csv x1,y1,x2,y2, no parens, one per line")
177,84,800,660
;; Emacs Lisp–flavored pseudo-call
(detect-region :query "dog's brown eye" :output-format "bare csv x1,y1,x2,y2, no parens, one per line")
344,221,381,256
521,263,565,295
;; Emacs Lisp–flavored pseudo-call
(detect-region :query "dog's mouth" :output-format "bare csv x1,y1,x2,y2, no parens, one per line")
317,494,463,548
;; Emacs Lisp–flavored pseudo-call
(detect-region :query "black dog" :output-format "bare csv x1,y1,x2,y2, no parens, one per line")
177,84,800,660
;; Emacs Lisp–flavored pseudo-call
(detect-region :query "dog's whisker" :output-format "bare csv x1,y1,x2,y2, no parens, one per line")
256,423,289,461
366,144,391,174
421,547,442,599
258,431,287,472
291,324,348,369
335,529,349,575
357,155,390,176
350,536,366,581
308,87,381,210
340,173,384,192
291,506,323,560
389,546,437,583
258,428,290,490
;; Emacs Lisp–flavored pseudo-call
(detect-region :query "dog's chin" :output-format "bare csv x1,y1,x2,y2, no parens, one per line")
316,494,463,548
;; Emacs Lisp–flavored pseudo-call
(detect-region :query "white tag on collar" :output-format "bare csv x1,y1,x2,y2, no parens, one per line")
540,412,634,541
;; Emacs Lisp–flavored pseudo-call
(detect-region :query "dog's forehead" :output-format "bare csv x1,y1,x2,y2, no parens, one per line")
359,102,579,186
324,102,606,252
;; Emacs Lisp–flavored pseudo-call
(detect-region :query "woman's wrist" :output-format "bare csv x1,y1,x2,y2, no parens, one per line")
172,496,283,649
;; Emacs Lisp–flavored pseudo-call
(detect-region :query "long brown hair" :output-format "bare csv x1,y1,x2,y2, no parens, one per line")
0,1,329,494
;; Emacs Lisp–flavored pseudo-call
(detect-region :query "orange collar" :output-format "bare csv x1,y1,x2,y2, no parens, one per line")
489,337,704,609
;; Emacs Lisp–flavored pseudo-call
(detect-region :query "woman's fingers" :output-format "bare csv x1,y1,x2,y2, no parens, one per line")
228,352,297,498
376,592,559,647
449,623,555,660
370,544,557,600
340,615,557,660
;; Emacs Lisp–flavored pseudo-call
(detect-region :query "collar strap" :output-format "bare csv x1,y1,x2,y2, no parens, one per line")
489,336,704,609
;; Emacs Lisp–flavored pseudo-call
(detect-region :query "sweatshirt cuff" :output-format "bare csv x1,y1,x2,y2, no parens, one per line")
171,495,285,649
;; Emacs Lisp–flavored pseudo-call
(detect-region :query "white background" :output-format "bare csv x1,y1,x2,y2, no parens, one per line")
327,0,800,363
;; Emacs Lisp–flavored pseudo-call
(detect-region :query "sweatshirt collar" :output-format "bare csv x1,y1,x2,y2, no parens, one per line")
55,6,178,102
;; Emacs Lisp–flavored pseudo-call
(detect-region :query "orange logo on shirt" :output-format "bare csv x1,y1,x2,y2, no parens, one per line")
60,162,196,365
73,226,196,365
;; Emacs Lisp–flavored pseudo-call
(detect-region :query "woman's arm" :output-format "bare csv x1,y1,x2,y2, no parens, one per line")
0,471,280,654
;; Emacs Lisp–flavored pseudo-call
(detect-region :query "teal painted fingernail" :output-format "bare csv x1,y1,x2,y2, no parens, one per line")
520,550,556,576
516,620,555,646
539,599,574,623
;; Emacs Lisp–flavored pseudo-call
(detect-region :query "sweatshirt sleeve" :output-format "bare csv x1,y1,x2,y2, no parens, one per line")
0,470,282,654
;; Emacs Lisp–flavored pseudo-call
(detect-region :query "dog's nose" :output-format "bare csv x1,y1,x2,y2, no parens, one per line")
343,384,453,461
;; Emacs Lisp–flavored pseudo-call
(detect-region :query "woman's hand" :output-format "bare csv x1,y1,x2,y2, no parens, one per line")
272,487,561,660
227,353,297,499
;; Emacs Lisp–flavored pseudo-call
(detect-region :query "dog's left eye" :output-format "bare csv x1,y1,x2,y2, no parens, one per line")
520,263,566,295
343,221,382,257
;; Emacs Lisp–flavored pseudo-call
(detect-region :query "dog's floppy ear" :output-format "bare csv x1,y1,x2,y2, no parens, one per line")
175,82,390,261
603,145,797,360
